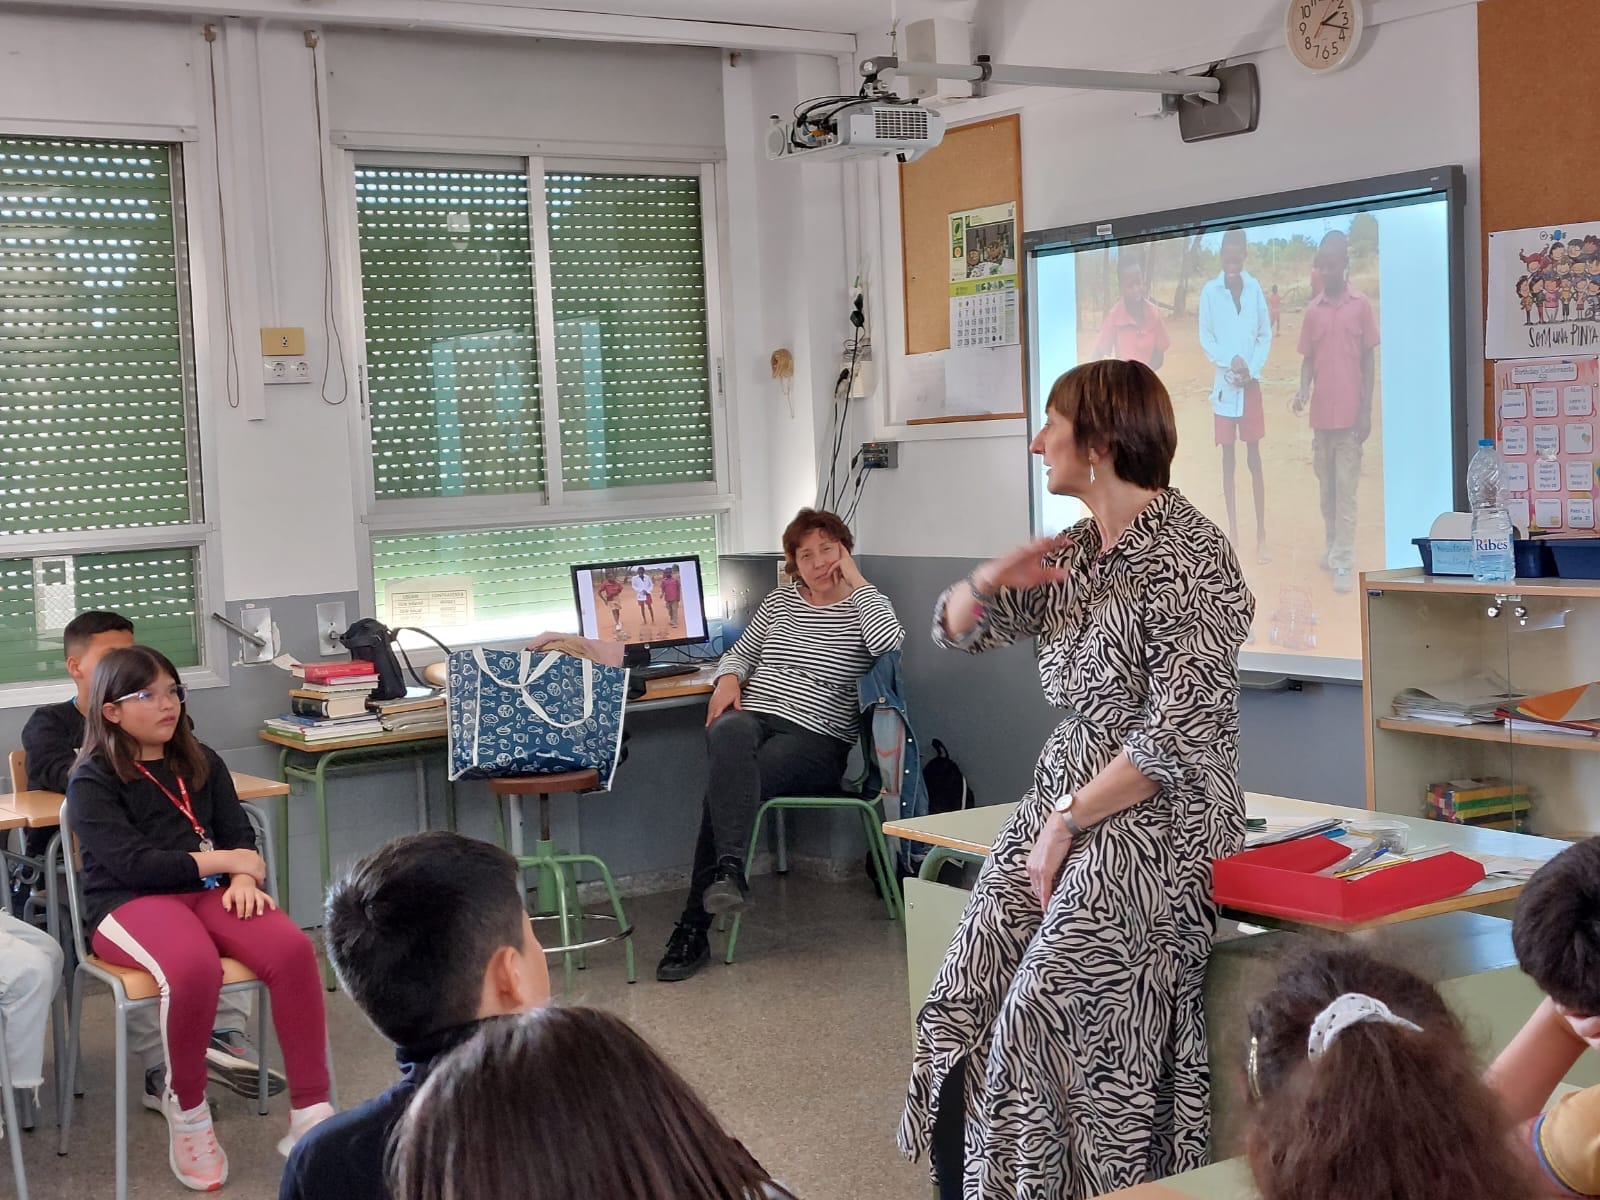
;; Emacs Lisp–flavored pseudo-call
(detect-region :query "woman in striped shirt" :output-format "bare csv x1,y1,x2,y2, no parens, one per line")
656,509,905,982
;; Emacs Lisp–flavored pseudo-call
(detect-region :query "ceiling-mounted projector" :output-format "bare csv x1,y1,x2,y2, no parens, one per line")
766,99,945,163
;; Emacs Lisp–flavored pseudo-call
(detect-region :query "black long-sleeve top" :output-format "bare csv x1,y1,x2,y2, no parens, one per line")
66,747,256,933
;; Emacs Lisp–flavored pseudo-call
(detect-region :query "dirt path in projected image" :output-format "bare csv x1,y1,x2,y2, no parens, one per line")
1100,303,1386,663
592,579,686,646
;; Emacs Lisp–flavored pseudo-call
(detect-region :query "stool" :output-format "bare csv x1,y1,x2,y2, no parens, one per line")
487,771,636,990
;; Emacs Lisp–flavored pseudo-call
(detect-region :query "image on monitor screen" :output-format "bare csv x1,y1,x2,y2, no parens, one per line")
571,556,709,657
1024,168,1467,680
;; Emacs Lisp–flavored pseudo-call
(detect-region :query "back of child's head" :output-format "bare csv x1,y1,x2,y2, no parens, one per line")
1513,836,1600,1015
389,1006,795,1200
325,831,529,1047
1245,944,1537,1200
78,645,209,788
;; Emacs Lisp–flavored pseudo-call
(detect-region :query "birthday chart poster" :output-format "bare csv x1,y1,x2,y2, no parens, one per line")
1495,356,1600,533
1488,221,1600,360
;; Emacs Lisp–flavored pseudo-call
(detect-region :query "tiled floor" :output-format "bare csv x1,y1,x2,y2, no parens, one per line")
11,875,931,1199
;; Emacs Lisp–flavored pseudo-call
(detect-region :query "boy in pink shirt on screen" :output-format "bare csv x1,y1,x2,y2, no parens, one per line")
1091,258,1169,370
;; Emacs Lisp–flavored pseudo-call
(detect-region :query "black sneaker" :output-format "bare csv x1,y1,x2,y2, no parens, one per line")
143,1067,217,1117
701,856,749,916
206,1029,287,1100
655,922,711,982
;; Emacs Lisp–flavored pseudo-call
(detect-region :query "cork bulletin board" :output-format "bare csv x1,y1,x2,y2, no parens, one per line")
898,113,1024,421
1478,0,1600,430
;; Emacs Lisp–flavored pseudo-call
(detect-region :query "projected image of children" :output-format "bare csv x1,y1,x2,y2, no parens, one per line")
1072,212,1385,661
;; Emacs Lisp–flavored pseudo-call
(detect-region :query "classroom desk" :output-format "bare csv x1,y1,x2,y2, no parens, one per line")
884,791,1569,934
261,666,718,984
885,792,1579,1166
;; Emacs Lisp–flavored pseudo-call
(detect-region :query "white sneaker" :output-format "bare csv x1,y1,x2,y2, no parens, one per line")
165,1094,228,1192
277,1101,336,1157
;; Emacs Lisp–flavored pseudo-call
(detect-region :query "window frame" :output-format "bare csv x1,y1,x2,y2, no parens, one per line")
338,148,735,638
0,123,230,708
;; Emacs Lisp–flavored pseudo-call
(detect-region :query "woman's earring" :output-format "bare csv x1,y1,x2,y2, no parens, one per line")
1089,461,1097,485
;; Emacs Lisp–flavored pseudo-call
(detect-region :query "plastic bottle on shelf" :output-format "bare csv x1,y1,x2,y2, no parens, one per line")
1467,438,1515,582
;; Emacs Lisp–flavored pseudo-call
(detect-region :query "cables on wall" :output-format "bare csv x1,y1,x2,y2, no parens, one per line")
305,30,351,407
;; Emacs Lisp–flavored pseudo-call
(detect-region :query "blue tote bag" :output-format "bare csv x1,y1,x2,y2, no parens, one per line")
446,648,629,786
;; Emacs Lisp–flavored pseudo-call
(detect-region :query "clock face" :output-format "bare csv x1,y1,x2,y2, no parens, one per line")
1286,0,1363,72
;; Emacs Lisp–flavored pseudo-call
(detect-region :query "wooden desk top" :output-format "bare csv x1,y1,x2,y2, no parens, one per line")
0,772,289,827
885,792,1571,933
260,668,715,754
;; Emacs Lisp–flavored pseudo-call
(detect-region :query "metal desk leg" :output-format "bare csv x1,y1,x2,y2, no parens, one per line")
445,777,457,833
313,753,337,991
506,795,527,907
274,748,292,915
413,758,428,833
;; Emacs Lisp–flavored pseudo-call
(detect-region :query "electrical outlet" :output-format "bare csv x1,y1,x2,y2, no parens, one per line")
860,441,898,469
263,357,312,386
315,601,347,657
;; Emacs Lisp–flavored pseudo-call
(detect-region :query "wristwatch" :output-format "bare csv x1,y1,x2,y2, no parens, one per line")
1053,792,1087,837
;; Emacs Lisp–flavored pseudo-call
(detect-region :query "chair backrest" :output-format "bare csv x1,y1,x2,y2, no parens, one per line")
56,795,277,965
6,749,23,794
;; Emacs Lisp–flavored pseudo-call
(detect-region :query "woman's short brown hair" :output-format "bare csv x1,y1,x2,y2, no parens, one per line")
1245,945,1539,1200
781,508,853,575
1046,360,1177,490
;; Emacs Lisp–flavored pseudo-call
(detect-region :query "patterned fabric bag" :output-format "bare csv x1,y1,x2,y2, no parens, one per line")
446,648,629,786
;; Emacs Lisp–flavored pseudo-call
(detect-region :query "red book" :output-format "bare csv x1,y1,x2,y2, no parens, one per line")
297,661,379,683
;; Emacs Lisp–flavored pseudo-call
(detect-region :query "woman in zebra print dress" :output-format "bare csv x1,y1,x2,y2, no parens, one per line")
900,360,1254,1200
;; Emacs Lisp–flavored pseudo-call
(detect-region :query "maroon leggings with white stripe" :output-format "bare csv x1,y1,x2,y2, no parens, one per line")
94,890,329,1111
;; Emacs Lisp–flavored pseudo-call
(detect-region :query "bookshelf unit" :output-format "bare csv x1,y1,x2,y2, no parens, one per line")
1363,568,1600,837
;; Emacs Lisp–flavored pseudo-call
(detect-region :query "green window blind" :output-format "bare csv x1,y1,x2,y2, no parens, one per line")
0,548,201,685
355,166,544,500
0,138,197,535
373,515,719,631
546,173,714,491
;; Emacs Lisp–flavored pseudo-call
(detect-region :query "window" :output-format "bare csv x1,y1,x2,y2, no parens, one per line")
0,137,207,687
353,159,725,638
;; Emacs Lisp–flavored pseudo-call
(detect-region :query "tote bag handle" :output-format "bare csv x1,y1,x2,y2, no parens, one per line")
471,649,594,730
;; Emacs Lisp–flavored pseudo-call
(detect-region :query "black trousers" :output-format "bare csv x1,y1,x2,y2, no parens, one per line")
681,710,848,926
932,1056,968,1200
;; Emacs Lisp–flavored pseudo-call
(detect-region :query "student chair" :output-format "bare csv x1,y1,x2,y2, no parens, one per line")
722,721,903,966
0,1010,30,1200
56,801,335,1200
487,770,636,992
5,749,22,794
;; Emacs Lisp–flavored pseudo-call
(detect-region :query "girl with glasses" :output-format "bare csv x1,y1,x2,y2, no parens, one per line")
67,644,333,1191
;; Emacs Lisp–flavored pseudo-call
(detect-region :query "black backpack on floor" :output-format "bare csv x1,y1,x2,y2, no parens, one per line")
924,739,974,815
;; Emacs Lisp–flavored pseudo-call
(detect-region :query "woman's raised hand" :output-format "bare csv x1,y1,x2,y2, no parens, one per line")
974,536,1069,594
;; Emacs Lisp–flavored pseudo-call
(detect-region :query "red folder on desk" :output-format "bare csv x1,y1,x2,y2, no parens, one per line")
1212,838,1486,925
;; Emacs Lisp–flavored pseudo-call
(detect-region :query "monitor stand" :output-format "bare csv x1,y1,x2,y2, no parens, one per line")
622,643,700,684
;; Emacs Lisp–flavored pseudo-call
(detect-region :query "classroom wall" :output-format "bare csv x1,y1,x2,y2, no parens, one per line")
0,7,860,914
847,0,1484,808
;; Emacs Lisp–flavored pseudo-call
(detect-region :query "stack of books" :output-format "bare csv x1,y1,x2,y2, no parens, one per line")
1391,672,1521,726
1426,777,1533,832
263,661,384,743
1495,683,1600,739
373,688,447,735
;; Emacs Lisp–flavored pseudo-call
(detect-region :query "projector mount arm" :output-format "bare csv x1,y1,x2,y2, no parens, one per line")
859,54,1223,104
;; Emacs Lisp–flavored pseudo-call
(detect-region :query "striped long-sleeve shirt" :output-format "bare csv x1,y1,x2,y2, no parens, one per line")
716,581,905,742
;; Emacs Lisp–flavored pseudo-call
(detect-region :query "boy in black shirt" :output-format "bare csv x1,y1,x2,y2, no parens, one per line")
20,611,283,1107
280,832,549,1200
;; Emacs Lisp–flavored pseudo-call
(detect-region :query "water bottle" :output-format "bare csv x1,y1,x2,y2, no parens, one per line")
1467,438,1515,582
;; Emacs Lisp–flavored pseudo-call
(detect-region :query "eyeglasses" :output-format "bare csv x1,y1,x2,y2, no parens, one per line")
112,686,187,707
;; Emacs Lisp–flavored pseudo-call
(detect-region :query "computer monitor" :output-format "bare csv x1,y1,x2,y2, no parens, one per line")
571,555,709,672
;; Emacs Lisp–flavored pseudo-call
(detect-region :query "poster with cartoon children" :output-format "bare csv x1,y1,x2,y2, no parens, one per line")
1488,222,1600,359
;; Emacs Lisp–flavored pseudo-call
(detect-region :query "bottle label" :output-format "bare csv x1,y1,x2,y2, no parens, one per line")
1474,536,1510,554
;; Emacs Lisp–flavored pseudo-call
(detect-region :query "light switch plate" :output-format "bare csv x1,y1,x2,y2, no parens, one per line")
315,601,348,656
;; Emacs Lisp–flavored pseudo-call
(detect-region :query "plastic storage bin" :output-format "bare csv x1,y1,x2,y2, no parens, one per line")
1548,538,1600,579
1413,537,1558,578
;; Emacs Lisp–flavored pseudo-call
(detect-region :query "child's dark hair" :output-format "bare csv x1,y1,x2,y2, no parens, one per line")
1512,837,1600,1014
1245,945,1538,1200
63,610,133,659
390,1007,798,1200
325,832,528,1046
78,645,210,789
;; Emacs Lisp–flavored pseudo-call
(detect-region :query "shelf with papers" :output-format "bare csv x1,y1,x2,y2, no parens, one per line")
1376,717,1600,753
